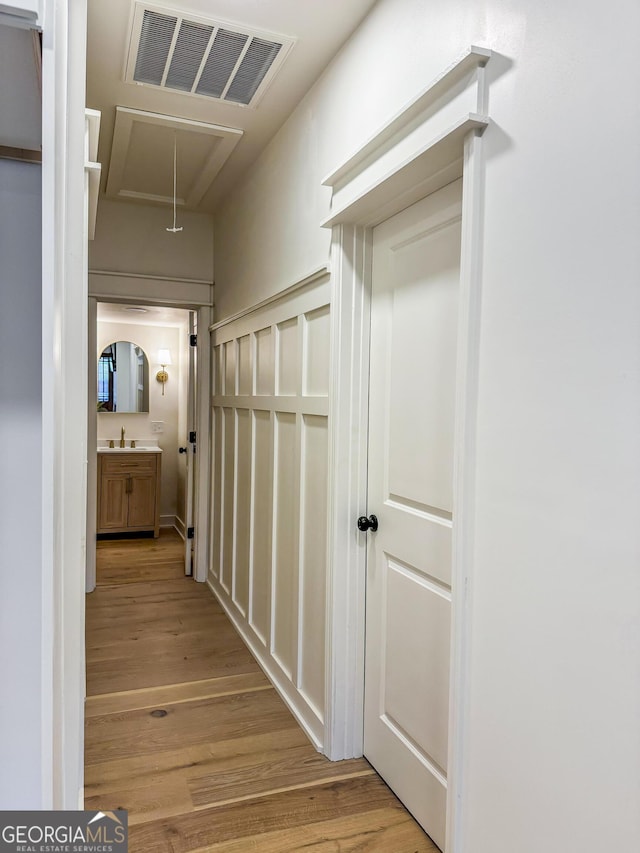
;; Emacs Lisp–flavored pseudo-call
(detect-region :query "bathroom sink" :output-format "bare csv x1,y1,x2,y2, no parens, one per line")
98,446,162,453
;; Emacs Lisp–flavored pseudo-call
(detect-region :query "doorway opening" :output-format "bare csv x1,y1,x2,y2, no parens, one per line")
87,301,196,588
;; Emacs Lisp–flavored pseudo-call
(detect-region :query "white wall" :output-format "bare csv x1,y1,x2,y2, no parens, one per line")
97,319,185,525
213,1,640,850
0,24,41,149
88,199,214,308
0,159,43,808
90,198,213,282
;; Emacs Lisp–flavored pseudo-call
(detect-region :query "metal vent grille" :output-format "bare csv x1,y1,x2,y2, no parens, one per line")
226,38,281,104
127,4,293,107
166,20,213,92
134,10,176,85
196,29,248,98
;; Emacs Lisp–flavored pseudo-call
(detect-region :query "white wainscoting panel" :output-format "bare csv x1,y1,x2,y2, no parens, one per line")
209,271,330,747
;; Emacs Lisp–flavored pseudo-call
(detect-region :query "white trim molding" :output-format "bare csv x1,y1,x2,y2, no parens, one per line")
194,304,212,583
174,514,186,539
89,269,214,285
209,265,329,332
323,223,371,760
0,1,42,29
86,297,98,595
322,45,490,230
89,271,214,307
41,0,89,808
322,45,492,852
84,109,101,240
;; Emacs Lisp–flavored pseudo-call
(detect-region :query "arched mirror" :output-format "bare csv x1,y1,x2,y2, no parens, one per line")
97,341,149,413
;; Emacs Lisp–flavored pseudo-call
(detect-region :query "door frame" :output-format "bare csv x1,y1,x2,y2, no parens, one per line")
41,0,89,808
323,47,491,852
86,300,212,590
184,311,197,575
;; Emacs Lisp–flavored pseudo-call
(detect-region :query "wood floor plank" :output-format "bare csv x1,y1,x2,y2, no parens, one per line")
85,690,300,764
85,672,272,716
85,569,261,695
97,564,185,584
85,728,311,793
86,648,262,696
96,530,185,584
86,603,224,635
88,578,211,604
86,744,372,828
86,621,245,661
86,604,222,628
85,775,194,827
129,776,412,852
188,745,373,808
188,808,437,852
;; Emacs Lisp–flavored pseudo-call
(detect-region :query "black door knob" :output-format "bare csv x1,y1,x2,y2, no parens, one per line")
357,514,378,532
178,446,188,454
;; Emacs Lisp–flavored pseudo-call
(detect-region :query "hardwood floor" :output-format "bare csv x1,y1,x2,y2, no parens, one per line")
86,529,437,852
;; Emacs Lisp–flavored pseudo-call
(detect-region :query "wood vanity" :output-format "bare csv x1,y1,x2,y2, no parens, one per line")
97,450,161,537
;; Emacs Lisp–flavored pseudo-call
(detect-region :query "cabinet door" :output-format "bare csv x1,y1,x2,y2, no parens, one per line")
99,473,129,530
127,473,156,529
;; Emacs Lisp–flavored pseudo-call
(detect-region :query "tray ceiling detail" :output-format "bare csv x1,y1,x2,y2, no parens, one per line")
125,2,295,108
105,106,243,209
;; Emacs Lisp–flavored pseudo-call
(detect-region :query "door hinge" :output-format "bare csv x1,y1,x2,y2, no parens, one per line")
190,334,197,347
189,430,196,444
187,527,195,539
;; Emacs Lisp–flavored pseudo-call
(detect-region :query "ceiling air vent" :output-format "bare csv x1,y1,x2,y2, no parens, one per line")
125,3,294,107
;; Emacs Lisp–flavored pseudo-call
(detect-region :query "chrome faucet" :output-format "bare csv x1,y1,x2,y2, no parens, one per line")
120,426,126,448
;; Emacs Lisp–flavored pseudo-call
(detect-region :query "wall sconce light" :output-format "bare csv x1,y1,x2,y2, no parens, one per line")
156,349,172,395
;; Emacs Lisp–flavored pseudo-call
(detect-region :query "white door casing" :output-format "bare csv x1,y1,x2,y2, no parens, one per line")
41,0,89,807
323,47,491,853
184,311,196,574
193,304,212,583
363,180,462,850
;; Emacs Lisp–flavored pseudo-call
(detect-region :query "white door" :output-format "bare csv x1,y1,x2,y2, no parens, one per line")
363,179,462,851
184,311,197,575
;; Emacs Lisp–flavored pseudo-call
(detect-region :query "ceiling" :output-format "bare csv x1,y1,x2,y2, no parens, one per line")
97,302,190,327
87,0,378,214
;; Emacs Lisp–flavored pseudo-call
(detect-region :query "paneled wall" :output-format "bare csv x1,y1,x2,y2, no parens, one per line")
209,271,330,746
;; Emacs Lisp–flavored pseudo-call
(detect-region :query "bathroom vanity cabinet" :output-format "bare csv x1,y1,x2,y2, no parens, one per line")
97,451,161,537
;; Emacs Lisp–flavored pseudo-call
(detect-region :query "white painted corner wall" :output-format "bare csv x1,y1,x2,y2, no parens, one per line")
208,270,331,747
88,198,214,308
89,198,214,283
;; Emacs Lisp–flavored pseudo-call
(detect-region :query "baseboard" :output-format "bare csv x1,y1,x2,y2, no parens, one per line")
174,515,186,539
160,514,176,529
206,575,324,753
